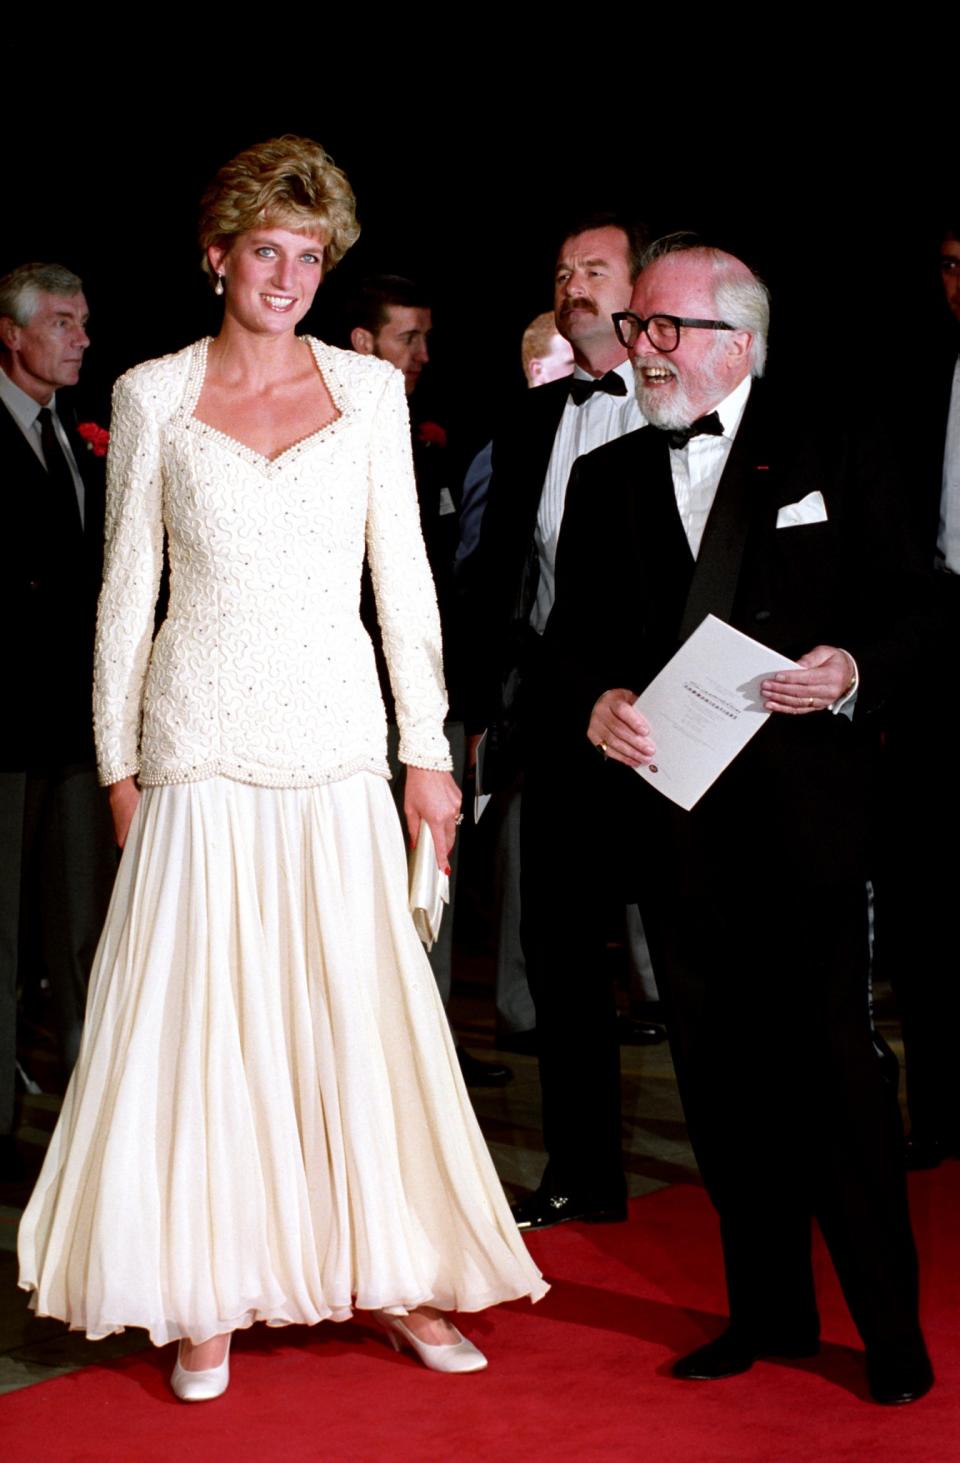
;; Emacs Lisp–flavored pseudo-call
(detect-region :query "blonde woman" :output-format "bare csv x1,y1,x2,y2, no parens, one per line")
19,136,546,1401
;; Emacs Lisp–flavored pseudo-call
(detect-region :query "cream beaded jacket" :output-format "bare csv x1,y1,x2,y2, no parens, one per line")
94,338,451,789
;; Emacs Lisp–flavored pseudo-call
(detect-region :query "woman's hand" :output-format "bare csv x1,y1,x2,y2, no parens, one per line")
108,776,141,849
404,766,462,872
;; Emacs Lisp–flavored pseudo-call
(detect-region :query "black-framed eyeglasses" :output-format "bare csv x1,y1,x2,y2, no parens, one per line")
612,312,735,353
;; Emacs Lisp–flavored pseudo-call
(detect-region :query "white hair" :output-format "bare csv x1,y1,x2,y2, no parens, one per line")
641,234,770,377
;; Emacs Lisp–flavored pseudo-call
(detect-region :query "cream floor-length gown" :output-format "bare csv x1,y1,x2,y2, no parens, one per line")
18,338,547,1344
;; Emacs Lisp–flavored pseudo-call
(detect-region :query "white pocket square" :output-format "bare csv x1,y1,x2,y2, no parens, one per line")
776,491,828,529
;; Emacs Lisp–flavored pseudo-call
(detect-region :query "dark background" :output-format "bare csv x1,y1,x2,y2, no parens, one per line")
5,76,954,459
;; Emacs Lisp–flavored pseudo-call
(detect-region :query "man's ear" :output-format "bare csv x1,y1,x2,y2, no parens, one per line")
0,315,20,353
727,329,753,367
351,326,377,356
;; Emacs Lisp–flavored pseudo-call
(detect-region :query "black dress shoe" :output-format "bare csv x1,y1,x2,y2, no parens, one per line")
511,1188,627,1230
631,999,664,1022
496,1027,538,1056
456,1047,513,1087
866,1343,934,1405
616,1013,667,1045
672,1326,819,1381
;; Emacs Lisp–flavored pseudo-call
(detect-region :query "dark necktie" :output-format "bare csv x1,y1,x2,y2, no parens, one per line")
663,411,724,451
568,370,629,406
38,406,82,529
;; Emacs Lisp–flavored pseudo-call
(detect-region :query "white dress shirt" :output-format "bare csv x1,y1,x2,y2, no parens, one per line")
669,375,751,557
937,356,960,573
531,359,645,633
0,364,86,526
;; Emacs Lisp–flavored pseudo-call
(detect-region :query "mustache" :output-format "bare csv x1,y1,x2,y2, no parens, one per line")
558,299,598,317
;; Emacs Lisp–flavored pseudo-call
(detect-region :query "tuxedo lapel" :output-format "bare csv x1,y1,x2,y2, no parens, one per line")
520,376,570,518
678,390,769,643
615,428,696,666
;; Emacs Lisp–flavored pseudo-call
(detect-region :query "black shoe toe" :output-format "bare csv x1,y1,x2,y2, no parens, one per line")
456,1047,513,1087
866,1345,934,1405
511,1188,627,1231
672,1326,820,1381
672,1330,758,1380
616,1014,667,1045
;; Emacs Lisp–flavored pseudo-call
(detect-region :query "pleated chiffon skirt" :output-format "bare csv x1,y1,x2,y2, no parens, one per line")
18,774,547,1345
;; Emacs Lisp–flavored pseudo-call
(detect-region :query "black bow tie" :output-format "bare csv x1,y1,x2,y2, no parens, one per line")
662,411,724,450
568,371,628,405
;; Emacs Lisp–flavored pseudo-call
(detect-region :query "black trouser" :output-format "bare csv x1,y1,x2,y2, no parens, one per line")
642,876,921,1350
873,691,960,1148
0,766,115,1133
519,752,626,1201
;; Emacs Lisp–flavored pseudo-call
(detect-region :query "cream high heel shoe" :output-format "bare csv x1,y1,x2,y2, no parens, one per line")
170,1335,231,1401
375,1312,487,1373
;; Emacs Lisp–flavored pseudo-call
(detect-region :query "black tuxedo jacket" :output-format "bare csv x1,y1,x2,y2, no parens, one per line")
537,382,936,892
881,329,957,561
0,394,105,769
878,328,959,792
459,376,570,737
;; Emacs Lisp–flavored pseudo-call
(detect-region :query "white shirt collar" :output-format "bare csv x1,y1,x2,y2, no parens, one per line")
571,358,634,387
712,373,752,439
0,363,54,432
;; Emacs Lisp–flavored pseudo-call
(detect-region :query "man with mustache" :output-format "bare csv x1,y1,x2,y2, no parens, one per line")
538,234,933,1403
462,215,665,1230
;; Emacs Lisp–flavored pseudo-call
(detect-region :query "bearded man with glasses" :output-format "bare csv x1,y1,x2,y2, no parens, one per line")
535,234,935,1405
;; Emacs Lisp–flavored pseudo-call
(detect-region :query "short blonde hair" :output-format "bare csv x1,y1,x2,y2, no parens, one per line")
198,135,360,279
521,311,563,378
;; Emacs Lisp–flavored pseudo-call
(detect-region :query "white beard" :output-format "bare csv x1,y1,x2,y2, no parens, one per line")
632,362,699,428
632,339,731,429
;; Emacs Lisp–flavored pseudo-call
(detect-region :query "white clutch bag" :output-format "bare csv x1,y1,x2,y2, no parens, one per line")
408,822,449,951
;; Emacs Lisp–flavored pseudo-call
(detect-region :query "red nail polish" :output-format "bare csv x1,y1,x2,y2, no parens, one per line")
444,864,451,876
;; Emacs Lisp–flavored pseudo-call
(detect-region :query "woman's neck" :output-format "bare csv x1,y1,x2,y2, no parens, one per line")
208,320,309,388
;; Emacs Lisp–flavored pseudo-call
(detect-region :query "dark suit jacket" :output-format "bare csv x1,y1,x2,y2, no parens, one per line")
878,328,959,825
537,382,936,893
0,394,105,770
361,417,464,722
459,378,570,779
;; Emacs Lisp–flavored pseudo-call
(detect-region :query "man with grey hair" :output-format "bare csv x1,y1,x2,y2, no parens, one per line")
535,237,933,1403
0,262,114,1180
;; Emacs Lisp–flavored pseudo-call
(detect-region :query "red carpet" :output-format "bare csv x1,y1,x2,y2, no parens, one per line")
3,1168,958,1463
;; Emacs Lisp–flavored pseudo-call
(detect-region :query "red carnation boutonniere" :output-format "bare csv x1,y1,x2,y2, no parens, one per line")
417,421,447,449
77,421,110,457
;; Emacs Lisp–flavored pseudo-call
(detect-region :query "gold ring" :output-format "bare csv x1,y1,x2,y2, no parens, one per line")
454,813,464,826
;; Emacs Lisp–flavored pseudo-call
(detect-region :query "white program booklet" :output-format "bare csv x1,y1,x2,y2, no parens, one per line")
633,614,797,811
